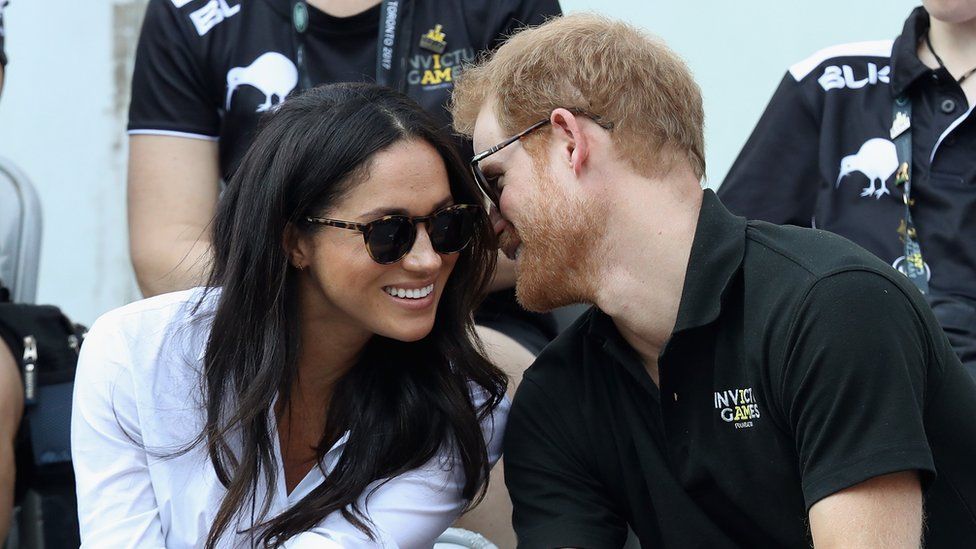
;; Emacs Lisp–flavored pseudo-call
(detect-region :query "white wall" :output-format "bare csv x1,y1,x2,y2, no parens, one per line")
560,0,920,188
0,0,921,325
0,0,146,324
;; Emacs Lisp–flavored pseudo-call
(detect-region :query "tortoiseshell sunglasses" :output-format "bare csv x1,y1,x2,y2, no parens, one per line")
306,204,482,264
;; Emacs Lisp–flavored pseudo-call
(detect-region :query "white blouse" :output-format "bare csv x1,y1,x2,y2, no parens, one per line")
71,288,507,548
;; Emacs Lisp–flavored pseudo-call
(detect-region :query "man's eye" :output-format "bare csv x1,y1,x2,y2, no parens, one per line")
485,174,503,191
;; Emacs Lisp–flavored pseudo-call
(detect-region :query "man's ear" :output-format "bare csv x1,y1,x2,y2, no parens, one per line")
550,108,590,177
282,223,309,269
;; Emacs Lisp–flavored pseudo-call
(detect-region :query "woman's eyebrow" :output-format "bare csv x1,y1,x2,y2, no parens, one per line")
358,196,454,220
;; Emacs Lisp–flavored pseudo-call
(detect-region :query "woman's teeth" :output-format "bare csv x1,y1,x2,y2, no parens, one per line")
384,284,434,299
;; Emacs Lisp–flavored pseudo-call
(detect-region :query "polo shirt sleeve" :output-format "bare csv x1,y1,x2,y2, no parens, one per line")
127,0,220,139
71,312,167,548
718,72,822,227
778,270,936,510
505,376,628,549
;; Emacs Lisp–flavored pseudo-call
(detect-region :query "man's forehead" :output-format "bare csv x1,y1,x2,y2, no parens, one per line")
471,102,506,153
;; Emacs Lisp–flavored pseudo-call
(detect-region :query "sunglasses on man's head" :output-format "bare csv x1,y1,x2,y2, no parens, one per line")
305,204,482,265
469,108,613,210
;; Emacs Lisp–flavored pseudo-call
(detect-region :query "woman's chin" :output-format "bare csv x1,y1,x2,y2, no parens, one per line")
380,319,436,343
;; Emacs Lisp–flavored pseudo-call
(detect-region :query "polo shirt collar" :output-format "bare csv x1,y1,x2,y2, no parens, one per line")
671,190,746,334
891,6,932,97
584,190,746,344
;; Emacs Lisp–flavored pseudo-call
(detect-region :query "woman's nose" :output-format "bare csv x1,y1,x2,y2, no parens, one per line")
400,225,442,273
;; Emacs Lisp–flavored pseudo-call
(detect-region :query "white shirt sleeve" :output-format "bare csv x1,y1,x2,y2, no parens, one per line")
284,390,510,549
71,313,168,548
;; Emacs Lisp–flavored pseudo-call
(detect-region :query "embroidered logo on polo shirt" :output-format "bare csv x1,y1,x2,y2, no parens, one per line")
188,0,240,36
419,24,447,54
714,387,760,429
818,63,890,91
407,47,474,91
836,138,899,199
225,52,298,112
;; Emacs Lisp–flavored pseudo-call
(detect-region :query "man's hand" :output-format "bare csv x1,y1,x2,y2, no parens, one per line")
808,470,922,548
128,135,220,297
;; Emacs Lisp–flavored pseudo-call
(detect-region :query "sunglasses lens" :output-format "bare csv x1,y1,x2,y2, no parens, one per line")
471,165,499,208
367,217,414,264
430,207,476,254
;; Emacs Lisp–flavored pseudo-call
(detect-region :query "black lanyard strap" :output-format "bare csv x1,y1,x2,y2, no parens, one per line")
291,0,314,91
376,0,412,90
891,95,929,294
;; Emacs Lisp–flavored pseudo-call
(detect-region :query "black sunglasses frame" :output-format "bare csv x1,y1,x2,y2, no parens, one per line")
469,108,614,209
305,203,482,265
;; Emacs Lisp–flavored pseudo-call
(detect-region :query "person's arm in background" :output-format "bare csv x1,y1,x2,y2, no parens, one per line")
487,255,516,292
127,0,223,297
128,135,219,296
0,339,23,543
717,70,823,226
0,5,15,542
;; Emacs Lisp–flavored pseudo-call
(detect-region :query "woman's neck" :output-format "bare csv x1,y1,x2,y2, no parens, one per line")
306,0,382,18
295,314,370,400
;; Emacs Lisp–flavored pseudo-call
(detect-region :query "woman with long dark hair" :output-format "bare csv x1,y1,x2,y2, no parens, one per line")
70,83,508,548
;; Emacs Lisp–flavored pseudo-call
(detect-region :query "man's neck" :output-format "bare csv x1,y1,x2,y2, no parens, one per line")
590,176,703,385
306,0,382,18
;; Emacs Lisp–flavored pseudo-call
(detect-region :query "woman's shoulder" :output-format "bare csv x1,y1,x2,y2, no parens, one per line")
83,287,218,381
91,287,216,336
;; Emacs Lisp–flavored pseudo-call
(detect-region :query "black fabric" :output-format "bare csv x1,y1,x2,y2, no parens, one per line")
0,304,81,386
128,0,561,351
505,190,976,548
0,0,7,67
0,0,10,68
718,6,976,375
0,302,83,510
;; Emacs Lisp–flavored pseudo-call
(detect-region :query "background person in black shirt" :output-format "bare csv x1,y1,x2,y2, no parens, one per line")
452,13,976,548
719,2,976,376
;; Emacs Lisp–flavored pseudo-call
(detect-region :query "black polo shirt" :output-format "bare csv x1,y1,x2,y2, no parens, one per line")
718,7,976,373
504,190,976,548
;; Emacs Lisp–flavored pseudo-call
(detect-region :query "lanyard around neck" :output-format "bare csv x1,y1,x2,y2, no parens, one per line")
924,30,976,85
890,95,929,294
290,0,410,92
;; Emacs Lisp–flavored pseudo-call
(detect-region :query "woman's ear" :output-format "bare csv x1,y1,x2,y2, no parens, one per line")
282,223,308,269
